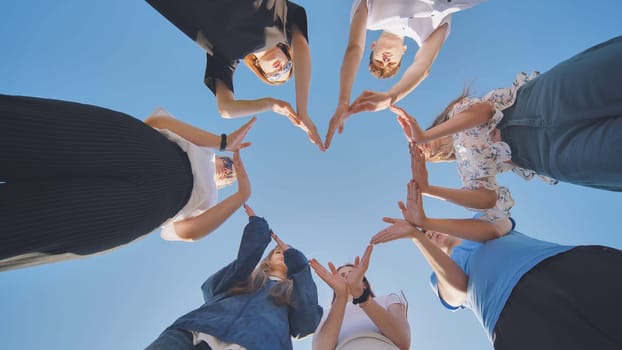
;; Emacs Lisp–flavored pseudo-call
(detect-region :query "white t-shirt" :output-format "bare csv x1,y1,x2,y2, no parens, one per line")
318,293,407,347
151,108,218,241
352,0,486,46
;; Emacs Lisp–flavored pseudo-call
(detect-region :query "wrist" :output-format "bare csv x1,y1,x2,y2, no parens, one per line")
352,287,371,305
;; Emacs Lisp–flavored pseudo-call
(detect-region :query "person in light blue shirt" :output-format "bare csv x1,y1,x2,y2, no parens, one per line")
146,204,323,350
372,181,622,350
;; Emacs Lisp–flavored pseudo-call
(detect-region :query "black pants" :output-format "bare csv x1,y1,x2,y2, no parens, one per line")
493,246,622,350
0,95,193,271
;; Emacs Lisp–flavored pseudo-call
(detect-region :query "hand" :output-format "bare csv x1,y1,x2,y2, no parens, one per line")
403,181,427,227
370,217,418,244
243,203,256,217
346,244,373,298
297,111,325,151
232,150,250,200
271,231,290,252
309,259,349,298
349,90,393,114
324,102,352,149
271,98,300,126
226,116,256,151
391,105,426,144
410,145,430,192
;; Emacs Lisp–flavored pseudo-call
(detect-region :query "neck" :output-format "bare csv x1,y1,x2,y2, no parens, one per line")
380,31,404,42
270,270,287,280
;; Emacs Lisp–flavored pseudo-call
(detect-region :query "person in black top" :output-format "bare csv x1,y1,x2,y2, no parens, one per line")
147,0,324,150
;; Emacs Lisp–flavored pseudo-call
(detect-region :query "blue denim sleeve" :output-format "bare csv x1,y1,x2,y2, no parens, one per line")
284,248,323,338
201,216,271,302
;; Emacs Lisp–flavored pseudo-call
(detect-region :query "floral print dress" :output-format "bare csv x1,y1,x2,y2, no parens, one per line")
448,72,557,222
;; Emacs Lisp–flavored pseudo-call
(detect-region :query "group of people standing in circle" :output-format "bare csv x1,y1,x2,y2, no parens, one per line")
2,0,621,349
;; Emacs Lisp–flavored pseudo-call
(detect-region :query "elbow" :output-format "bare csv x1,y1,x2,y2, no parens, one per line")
218,106,234,119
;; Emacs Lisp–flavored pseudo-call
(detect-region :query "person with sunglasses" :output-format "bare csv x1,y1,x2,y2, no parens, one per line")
0,95,255,271
147,0,324,151
325,0,487,148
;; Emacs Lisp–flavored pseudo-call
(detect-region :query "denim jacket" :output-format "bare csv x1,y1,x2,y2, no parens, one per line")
168,216,323,349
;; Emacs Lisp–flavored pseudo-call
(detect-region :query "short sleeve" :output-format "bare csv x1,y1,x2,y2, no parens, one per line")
204,52,237,95
286,1,309,43
161,222,182,241
430,273,463,311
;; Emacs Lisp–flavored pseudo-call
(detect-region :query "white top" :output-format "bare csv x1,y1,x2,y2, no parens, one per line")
448,72,557,221
352,0,486,46
318,294,406,347
151,108,218,240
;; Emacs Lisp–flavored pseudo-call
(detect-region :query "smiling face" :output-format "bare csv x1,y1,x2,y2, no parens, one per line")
425,230,461,254
419,136,455,162
268,247,286,271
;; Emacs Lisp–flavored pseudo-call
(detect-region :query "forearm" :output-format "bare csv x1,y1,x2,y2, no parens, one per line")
217,96,274,119
425,185,496,209
421,217,504,241
423,103,494,142
312,297,347,350
360,301,410,350
144,115,220,148
173,192,247,241
386,61,432,104
292,30,311,114
338,45,363,104
410,230,467,306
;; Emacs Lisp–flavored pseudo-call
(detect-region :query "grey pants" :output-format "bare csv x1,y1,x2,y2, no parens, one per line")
499,36,622,191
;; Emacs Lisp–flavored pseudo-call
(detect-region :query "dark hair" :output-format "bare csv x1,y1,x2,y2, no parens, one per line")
368,51,402,79
243,43,293,86
425,87,471,162
228,246,293,305
331,264,376,303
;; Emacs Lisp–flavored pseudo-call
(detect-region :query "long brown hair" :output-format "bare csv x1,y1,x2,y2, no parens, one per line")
243,43,293,86
228,246,293,306
425,87,471,162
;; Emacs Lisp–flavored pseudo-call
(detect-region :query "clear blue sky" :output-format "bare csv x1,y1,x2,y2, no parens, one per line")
1,1,620,349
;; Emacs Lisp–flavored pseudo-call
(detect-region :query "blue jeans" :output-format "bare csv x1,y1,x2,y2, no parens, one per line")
499,36,622,191
145,329,211,350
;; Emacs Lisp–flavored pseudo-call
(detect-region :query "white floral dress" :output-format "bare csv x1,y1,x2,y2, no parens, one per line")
448,72,557,222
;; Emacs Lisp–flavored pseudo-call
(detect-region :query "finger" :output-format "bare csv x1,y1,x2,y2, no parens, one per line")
398,201,406,211
382,217,398,224
354,256,360,267
328,262,339,275
243,203,256,216
362,244,373,261
271,232,288,250
238,142,252,149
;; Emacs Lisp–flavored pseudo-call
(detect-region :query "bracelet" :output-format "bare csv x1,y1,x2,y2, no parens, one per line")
352,287,371,305
219,133,227,151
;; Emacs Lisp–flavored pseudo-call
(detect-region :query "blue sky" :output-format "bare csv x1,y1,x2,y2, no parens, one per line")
1,1,621,349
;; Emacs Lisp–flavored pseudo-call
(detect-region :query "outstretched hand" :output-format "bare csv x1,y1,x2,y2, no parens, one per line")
226,116,256,151
370,217,418,244
243,203,256,217
350,90,393,114
324,103,352,149
410,144,430,192
233,150,250,200
297,111,325,152
271,231,290,252
309,259,349,298
391,105,426,144
403,181,427,227
346,244,373,298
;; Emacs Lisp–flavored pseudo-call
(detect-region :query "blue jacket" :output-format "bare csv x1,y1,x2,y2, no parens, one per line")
169,216,323,349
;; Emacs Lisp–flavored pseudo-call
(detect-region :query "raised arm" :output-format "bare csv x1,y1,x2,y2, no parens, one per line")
291,25,323,150
409,143,497,209
172,150,251,241
310,260,349,350
349,23,448,114
324,0,368,149
284,248,323,339
201,211,271,301
145,111,256,151
215,80,292,119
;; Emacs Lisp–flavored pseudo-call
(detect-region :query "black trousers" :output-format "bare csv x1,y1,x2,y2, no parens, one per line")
493,246,622,350
0,95,193,271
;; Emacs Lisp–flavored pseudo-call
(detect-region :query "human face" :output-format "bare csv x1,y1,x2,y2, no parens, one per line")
337,265,354,280
419,136,452,160
269,247,287,271
215,157,233,180
256,46,292,82
371,33,406,69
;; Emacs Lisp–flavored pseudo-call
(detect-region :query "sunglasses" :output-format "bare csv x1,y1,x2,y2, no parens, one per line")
266,60,292,82
221,157,234,177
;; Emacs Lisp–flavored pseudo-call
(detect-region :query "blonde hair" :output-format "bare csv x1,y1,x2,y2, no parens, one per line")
425,88,471,162
228,246,294,306
368,50,402,79
243,43,294,86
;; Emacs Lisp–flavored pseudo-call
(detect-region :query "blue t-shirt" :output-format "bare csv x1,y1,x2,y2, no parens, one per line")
430,226,573,340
